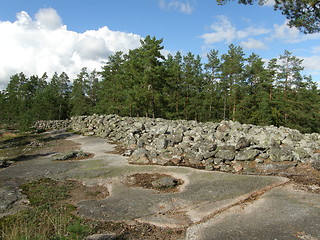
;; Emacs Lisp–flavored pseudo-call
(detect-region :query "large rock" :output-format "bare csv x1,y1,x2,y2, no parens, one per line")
129,148,150,164
235,137,251,150
270,147,294,162
215,150,235,161
235,149,260,161
152,138,169,150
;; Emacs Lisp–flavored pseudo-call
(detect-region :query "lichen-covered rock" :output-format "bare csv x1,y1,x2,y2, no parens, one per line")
270,148,294,162
129,148,150,164
235,149,260,161
215,150,235,161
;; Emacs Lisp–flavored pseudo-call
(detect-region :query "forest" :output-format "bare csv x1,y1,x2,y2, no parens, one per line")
0,36,319,133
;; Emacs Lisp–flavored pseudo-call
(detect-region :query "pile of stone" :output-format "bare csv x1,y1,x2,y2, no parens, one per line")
35,114,320,173
34,120,70,130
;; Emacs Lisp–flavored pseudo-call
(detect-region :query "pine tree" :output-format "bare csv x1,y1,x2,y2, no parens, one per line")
204,49,222,121
164,52,184,119
70,68,91,116
220,44,245,121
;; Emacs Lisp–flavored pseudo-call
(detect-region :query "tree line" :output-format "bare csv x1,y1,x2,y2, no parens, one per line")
0,36,319,133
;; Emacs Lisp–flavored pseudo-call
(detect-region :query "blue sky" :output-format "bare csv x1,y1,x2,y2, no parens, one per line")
0,0,320,89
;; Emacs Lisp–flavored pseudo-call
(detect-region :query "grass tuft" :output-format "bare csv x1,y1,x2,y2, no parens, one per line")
0,178,93,240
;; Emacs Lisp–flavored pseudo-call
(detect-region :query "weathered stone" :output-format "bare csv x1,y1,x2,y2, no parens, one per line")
205,165,214,171
152,138,168,150
213,158,224,165
235,149,260,161
255,158,264,163
217,121,230,132
188,156,202,166
54,152,76,161
0,186,21,212
312,162,320,171
256,163,297,171
235,137,251,150
214,131,229,142
85,233,116,240
151,176,178,188
123,149,134,156
219,164,233,172
171,155,183,165
215,150,235,161
259,152,270,159
233,163,243,172
129,148,150,164
171,133,183,145
270,148,293,162
83,131,95,136
202,151,216,160
293,148,311,161
152,154,172,165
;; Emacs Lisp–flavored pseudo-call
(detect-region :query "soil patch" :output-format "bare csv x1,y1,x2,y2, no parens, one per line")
65,180,109,206
88,220,185,240
285,163,320,194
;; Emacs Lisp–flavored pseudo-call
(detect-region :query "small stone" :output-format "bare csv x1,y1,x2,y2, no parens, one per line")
255,158,264,163
83,131,95,136
123,149,133,156
151,176,178,188
233,164,243,173
312,162,320,171
171,155,182,165
205,165,214,171
85,233,116,240
53,152,76,161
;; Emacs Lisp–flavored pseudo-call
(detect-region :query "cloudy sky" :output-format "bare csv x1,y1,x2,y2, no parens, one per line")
1,0,320,89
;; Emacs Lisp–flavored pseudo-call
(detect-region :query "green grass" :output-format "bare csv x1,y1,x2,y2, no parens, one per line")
0,178,92,240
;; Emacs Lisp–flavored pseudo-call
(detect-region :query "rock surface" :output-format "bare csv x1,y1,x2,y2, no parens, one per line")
1,128,319,240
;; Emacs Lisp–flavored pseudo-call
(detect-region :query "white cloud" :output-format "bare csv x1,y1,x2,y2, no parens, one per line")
300,55,320,72
240,38,267,50
0,8,142,90
263,0,275,7
311,46,320,53
159,0,193,14
200,15,270,45
271,20,320,43
35,8,62,30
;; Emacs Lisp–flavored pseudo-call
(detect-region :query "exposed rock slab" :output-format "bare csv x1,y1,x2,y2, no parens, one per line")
186,184,320,240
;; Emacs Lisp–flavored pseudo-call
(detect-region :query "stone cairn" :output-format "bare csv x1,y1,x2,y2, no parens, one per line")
34,114,320,173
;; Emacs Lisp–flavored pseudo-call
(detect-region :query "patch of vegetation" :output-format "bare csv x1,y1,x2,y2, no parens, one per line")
20,178,72,207
0,178,92,240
